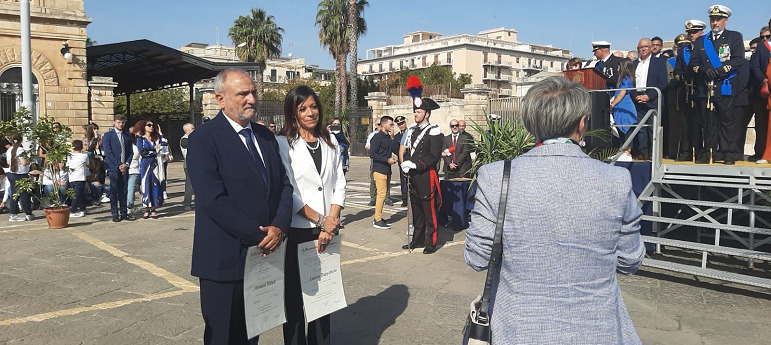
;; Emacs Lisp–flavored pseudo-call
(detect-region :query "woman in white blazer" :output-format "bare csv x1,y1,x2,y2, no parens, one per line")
277,85,345,345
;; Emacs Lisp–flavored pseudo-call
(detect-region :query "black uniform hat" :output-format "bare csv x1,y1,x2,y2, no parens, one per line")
394,115,406,124
413,97,440,112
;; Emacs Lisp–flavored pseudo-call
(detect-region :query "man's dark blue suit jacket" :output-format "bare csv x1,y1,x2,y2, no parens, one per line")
101,128,133,172
631,56,669,110
187,111,293,281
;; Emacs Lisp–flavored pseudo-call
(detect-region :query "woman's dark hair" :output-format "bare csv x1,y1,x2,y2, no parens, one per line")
661,49,674,58
279,85,333,148
84,123,97,142
9,134,22,172
328,117,341,125
133,119,160,142
566,57,583,70
616,58,636,88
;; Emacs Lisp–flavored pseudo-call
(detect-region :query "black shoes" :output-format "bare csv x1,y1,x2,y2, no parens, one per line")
367,200,376,206
401,200,408,207
112,215,121,222
423,246,437,254
384,199,394,206
122,214,135,221
724,158,736,165
402,243,425,250
675,154,693,162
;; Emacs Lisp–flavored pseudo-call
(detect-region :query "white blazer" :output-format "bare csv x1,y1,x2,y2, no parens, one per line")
278,134,346,228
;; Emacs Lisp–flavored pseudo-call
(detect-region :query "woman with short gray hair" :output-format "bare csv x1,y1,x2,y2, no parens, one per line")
465,76,645,344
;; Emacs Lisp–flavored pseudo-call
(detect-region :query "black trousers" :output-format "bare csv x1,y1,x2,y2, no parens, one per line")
199,278,258,345
283,227,331,345
695,99,719,159
714,96,745,159
409,189,439,248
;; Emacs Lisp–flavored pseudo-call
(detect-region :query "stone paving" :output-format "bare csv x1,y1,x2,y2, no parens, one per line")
0,156,769,344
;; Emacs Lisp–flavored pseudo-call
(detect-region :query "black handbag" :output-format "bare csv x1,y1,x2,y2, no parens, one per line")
462,160,511,345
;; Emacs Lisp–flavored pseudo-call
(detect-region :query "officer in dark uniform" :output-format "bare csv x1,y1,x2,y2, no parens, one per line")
674,20,707,162
400,94,443,254
392,115,409,207
690,5,749,165
591,41,621,89
669,33,690,160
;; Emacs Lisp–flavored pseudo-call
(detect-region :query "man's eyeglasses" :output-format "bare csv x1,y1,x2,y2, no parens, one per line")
450,124,459,128
637,45,650,51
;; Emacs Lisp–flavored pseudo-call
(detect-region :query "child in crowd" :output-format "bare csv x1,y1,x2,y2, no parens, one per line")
66,140,89,218
0,167,9,213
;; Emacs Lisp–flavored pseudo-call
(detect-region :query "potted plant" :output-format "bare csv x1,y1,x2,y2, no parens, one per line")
0,107,74,228
468,117,534,179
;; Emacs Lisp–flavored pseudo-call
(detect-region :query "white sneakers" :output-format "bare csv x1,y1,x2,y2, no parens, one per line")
757,159,768,164
70,211,85,218
8,214,26,222
100,194,110,203
8,214,34,222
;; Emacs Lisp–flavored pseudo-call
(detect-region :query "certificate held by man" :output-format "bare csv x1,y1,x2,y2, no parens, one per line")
297,235,347,322
243,244,287,339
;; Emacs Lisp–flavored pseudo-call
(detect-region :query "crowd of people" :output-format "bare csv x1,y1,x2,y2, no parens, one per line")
572,6,770,165
0,114,197,222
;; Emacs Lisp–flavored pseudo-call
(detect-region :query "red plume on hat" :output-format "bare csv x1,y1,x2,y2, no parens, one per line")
406,75,423,99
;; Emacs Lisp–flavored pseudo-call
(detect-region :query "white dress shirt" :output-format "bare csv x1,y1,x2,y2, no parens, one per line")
223,114,265,164
635,56,651,88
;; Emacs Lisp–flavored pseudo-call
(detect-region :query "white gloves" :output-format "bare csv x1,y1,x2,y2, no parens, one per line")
401,160,417,174
442,149,450,157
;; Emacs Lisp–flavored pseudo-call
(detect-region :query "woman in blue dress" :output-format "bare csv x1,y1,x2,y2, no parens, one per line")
610,58,638,153
134,119,165,219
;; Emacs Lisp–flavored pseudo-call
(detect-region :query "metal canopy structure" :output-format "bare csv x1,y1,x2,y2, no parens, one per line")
86,39,259,95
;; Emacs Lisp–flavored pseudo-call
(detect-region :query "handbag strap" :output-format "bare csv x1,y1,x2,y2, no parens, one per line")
477,159,511,323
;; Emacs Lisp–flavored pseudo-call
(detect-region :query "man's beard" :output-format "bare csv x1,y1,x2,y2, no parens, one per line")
236,107,256,122
711,26,721,34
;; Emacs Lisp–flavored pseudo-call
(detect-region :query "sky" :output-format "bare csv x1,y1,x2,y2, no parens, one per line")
85,1,769,70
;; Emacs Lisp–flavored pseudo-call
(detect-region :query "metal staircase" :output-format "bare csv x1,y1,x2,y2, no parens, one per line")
593,86,771,289
638,162,771,289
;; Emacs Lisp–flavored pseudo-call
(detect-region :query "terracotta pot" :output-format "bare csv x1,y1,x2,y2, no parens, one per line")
44,206,71,229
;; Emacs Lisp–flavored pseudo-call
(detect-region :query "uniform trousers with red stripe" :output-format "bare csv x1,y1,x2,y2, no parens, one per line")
409,190,439,248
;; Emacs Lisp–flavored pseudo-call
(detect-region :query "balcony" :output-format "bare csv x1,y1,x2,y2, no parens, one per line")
482,74,512,81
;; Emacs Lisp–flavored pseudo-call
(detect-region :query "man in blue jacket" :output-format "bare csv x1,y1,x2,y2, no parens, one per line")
101,114,134,222
187,69,293,345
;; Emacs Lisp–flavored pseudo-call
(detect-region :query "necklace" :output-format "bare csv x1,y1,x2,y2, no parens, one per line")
304,138,320,153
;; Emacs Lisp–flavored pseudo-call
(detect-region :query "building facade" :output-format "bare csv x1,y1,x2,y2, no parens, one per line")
358,28,571,98
0,0,95,130
179,43,334,85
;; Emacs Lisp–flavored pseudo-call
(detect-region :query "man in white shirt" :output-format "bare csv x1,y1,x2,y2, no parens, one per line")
180,123,195,211
630,37,669,160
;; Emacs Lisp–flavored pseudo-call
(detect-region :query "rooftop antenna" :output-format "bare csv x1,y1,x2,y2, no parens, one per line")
216,27,219,45
288,43,293,58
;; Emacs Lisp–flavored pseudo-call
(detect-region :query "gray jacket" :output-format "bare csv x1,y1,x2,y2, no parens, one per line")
465,143,644,344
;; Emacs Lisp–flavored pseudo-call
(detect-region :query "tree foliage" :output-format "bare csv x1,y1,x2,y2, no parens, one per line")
316,0,367,116
114,88,190,117
347,0,368,108
229,8,284,100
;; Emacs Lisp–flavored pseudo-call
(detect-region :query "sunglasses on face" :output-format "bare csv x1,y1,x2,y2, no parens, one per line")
763,35,771,39
146,124,154,127
450,124,459,128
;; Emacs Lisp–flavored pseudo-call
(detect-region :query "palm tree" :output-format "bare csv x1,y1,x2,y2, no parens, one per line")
347,0,368,107
317,0,348,116
228,8,284,100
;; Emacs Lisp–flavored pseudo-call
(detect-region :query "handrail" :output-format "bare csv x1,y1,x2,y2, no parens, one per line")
588,86,663,176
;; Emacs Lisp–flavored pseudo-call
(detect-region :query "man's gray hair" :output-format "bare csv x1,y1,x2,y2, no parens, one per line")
213,68,251,94
182,123,194,131
520,76,591,141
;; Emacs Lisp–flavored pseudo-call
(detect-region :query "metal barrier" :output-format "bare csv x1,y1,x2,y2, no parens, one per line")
589,87,663,175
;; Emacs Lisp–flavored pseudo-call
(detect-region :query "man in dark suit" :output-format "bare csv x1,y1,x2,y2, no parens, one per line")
631,37,669,160
690,5,749,165
187,69,293,345
442,119,472,179
101,114,134,222
750,26,771,161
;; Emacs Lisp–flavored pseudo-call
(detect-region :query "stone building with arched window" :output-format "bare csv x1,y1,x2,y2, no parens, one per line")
0,0,96,130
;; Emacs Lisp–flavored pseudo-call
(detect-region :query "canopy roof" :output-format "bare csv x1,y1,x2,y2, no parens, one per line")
87,39,259,94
